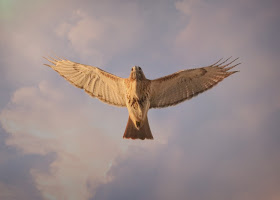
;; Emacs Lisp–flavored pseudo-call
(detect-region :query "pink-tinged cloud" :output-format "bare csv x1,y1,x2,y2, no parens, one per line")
173,0,280,102
0,80,163,200
54,6,145,65
0,81,123,200
1,0,280,199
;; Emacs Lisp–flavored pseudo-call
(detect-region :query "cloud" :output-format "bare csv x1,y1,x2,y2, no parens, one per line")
0,182,32,200
0,80,166,200
1,0,280,199
175,0,197,16
174,0,246,60
0,127,49,200
0,81,126,200
53,4,146,65
0,1,180,199
173,0,280,60
95,105,280,200
0,0,145,87
92,1,280,200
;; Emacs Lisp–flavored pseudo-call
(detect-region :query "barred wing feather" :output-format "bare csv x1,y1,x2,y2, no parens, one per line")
44,57,126,107
149,58,240,108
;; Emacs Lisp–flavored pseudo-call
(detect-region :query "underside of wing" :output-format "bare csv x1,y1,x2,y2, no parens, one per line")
44,57,126,107
149,57,240,108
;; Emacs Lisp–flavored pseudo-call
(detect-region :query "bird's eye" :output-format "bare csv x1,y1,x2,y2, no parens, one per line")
131,68,133,71
139,67,142,70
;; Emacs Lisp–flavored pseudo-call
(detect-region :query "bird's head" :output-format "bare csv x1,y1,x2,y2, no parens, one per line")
130,66,146,80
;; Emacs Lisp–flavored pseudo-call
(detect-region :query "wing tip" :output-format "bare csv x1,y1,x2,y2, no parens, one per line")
224,62,241,72
43,55,67,65
43,56,58,65
43,63,53,68
212,57,241,73
230,70,240,74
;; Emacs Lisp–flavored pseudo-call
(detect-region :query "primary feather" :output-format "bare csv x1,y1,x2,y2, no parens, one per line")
149,57,240,108
44,57,126,107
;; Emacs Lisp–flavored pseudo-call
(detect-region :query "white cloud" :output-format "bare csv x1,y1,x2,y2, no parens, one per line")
54,7,145,66
0,78,167,200
0,81,124,200
0,0,146,87
0,79,166,199
174,1,241,61
1,0,280,199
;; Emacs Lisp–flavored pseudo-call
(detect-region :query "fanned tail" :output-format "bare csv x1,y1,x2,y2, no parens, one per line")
123,116,153,140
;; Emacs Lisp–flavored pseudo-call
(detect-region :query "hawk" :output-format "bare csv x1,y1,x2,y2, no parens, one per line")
44,57,240,140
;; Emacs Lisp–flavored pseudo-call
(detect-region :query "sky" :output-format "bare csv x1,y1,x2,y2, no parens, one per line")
0,0,280,199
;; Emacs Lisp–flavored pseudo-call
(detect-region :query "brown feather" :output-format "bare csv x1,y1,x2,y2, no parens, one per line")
123,117,153,140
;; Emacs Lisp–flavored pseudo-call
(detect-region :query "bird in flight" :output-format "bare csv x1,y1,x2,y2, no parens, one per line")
44,57,240,140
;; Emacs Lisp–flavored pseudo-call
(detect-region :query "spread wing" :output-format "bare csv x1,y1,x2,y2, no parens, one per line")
44,57,126,107
149,57,240,108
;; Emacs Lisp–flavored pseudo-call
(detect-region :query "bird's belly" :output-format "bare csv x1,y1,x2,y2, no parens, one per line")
125,79,151,129
126,95,150,129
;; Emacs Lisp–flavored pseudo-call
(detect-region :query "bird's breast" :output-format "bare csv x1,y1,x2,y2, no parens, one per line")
125,79,151,125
